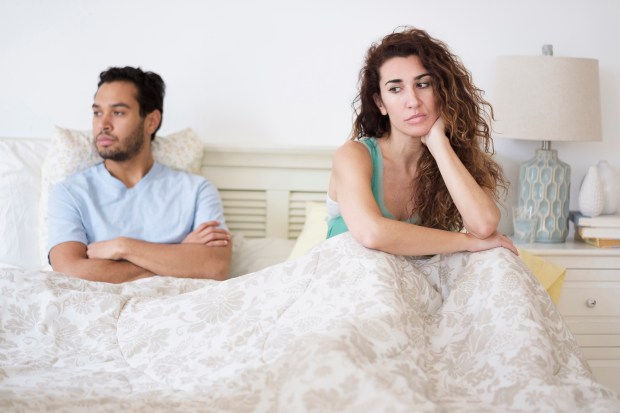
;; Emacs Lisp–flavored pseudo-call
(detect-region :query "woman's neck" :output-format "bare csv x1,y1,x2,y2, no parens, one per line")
379,133,424,172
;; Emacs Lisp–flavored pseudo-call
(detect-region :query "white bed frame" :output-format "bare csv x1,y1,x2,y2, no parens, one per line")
201,145,335,239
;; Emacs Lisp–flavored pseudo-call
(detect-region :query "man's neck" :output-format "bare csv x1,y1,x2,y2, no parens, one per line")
103,151,155,188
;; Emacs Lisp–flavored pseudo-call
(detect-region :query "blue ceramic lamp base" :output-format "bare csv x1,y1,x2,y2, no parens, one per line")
517,147,570,243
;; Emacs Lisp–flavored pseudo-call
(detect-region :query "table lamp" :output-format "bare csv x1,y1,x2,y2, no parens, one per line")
493,45,602,242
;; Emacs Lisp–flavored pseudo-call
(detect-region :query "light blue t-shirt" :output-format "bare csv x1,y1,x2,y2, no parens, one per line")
47,162,226,254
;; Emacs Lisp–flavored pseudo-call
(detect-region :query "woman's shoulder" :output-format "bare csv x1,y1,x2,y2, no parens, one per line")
336,138,375,155
332,139,373,171
334,140,368,160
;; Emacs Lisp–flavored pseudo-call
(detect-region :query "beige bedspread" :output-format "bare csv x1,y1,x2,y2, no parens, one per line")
1,233,618,412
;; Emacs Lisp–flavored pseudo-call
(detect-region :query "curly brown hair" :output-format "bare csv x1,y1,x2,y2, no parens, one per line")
352,27,507,231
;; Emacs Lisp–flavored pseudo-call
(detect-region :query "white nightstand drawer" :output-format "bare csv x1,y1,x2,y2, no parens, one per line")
565,318,620,334
589,361,620,396
581,345,620,360
524,240,620,395
557,282,620,316
564,269,619,282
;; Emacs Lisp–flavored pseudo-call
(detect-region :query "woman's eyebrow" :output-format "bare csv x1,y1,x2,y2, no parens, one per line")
384,72,431,86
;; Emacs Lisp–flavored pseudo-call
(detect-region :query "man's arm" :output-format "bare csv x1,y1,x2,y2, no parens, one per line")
48,169,232,282
50,222,231,283
47,182,154,283
50,241,154,283
87,236,232,281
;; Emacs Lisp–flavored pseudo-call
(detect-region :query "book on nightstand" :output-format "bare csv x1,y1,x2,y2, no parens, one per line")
571,211,620,248
575,231,620,248
569,211,620,227
577,226,620,239
581,237,620,248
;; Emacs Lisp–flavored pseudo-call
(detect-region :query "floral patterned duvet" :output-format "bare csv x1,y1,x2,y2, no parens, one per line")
1,233,619,412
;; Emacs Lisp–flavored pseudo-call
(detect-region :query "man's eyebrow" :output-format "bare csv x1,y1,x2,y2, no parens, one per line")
91,103,131,109
384,72,431,86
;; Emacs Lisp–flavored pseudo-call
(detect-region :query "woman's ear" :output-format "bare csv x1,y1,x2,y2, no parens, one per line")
145,110,162,135
373,93,388,116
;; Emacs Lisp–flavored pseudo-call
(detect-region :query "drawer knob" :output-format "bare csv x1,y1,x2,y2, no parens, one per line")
586,298,597,308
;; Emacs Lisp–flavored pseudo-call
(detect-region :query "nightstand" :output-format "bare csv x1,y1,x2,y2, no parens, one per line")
519,240,620,394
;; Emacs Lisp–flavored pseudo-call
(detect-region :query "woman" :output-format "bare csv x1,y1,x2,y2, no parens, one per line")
327,27,517,256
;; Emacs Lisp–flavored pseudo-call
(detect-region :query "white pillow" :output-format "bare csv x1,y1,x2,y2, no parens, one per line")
38,126,204,266
0,138,50,269
288,201,328,259
230,233,295,277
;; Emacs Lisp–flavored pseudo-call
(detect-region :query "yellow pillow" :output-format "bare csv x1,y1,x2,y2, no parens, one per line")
288,202,328,259
517,248,566,304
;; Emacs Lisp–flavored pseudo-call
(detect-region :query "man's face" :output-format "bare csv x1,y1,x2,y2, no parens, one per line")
92,81,148,162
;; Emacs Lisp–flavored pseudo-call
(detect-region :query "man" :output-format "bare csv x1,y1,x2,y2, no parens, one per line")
48,67,231,283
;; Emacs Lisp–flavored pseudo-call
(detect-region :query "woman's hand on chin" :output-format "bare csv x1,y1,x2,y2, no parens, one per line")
421,116,448,152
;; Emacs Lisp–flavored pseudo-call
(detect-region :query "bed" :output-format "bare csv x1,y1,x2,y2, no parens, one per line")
1,131,619,412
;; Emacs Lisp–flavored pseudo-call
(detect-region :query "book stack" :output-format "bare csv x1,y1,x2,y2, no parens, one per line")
569,211,620,248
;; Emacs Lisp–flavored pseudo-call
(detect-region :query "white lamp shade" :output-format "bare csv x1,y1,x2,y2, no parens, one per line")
493,56,602,142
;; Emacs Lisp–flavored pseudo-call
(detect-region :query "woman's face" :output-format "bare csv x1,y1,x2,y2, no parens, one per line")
374,55,439,139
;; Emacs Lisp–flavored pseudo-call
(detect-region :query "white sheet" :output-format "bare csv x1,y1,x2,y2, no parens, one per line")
1,233,618,412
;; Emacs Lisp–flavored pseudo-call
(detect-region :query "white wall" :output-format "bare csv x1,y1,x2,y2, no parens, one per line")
1,0,618,223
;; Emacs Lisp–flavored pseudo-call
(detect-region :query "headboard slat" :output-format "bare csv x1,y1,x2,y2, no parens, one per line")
200,146,334,239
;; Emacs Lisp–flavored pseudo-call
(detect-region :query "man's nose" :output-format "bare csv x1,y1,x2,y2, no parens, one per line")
96,113,112,132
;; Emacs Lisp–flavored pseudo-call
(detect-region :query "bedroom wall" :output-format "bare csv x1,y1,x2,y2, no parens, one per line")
1,0,618,229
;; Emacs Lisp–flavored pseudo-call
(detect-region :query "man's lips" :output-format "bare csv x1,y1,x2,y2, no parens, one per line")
96,134,116,147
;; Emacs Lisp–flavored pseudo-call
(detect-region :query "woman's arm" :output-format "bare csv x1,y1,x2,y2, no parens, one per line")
330,140,516,256
422,117,501,239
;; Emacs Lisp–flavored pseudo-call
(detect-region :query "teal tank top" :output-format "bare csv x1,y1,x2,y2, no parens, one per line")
326,138,417,238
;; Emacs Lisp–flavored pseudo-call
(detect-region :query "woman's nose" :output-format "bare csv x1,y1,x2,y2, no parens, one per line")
405,88,421,108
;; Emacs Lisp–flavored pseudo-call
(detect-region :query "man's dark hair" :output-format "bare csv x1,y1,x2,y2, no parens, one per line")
98,66,165,140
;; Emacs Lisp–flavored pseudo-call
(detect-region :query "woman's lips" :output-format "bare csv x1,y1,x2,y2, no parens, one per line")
405,113,426,124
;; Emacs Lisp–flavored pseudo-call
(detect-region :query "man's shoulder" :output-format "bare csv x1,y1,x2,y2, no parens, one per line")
155,162,208,183
57,162,104,186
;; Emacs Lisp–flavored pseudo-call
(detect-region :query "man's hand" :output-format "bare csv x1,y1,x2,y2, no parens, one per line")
87,221,231,261
79,222,232,281
87,237,128,260
49,241,154,283
182,221,231,246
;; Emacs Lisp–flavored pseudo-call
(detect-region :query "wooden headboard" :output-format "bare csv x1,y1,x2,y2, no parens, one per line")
201,146,335,239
